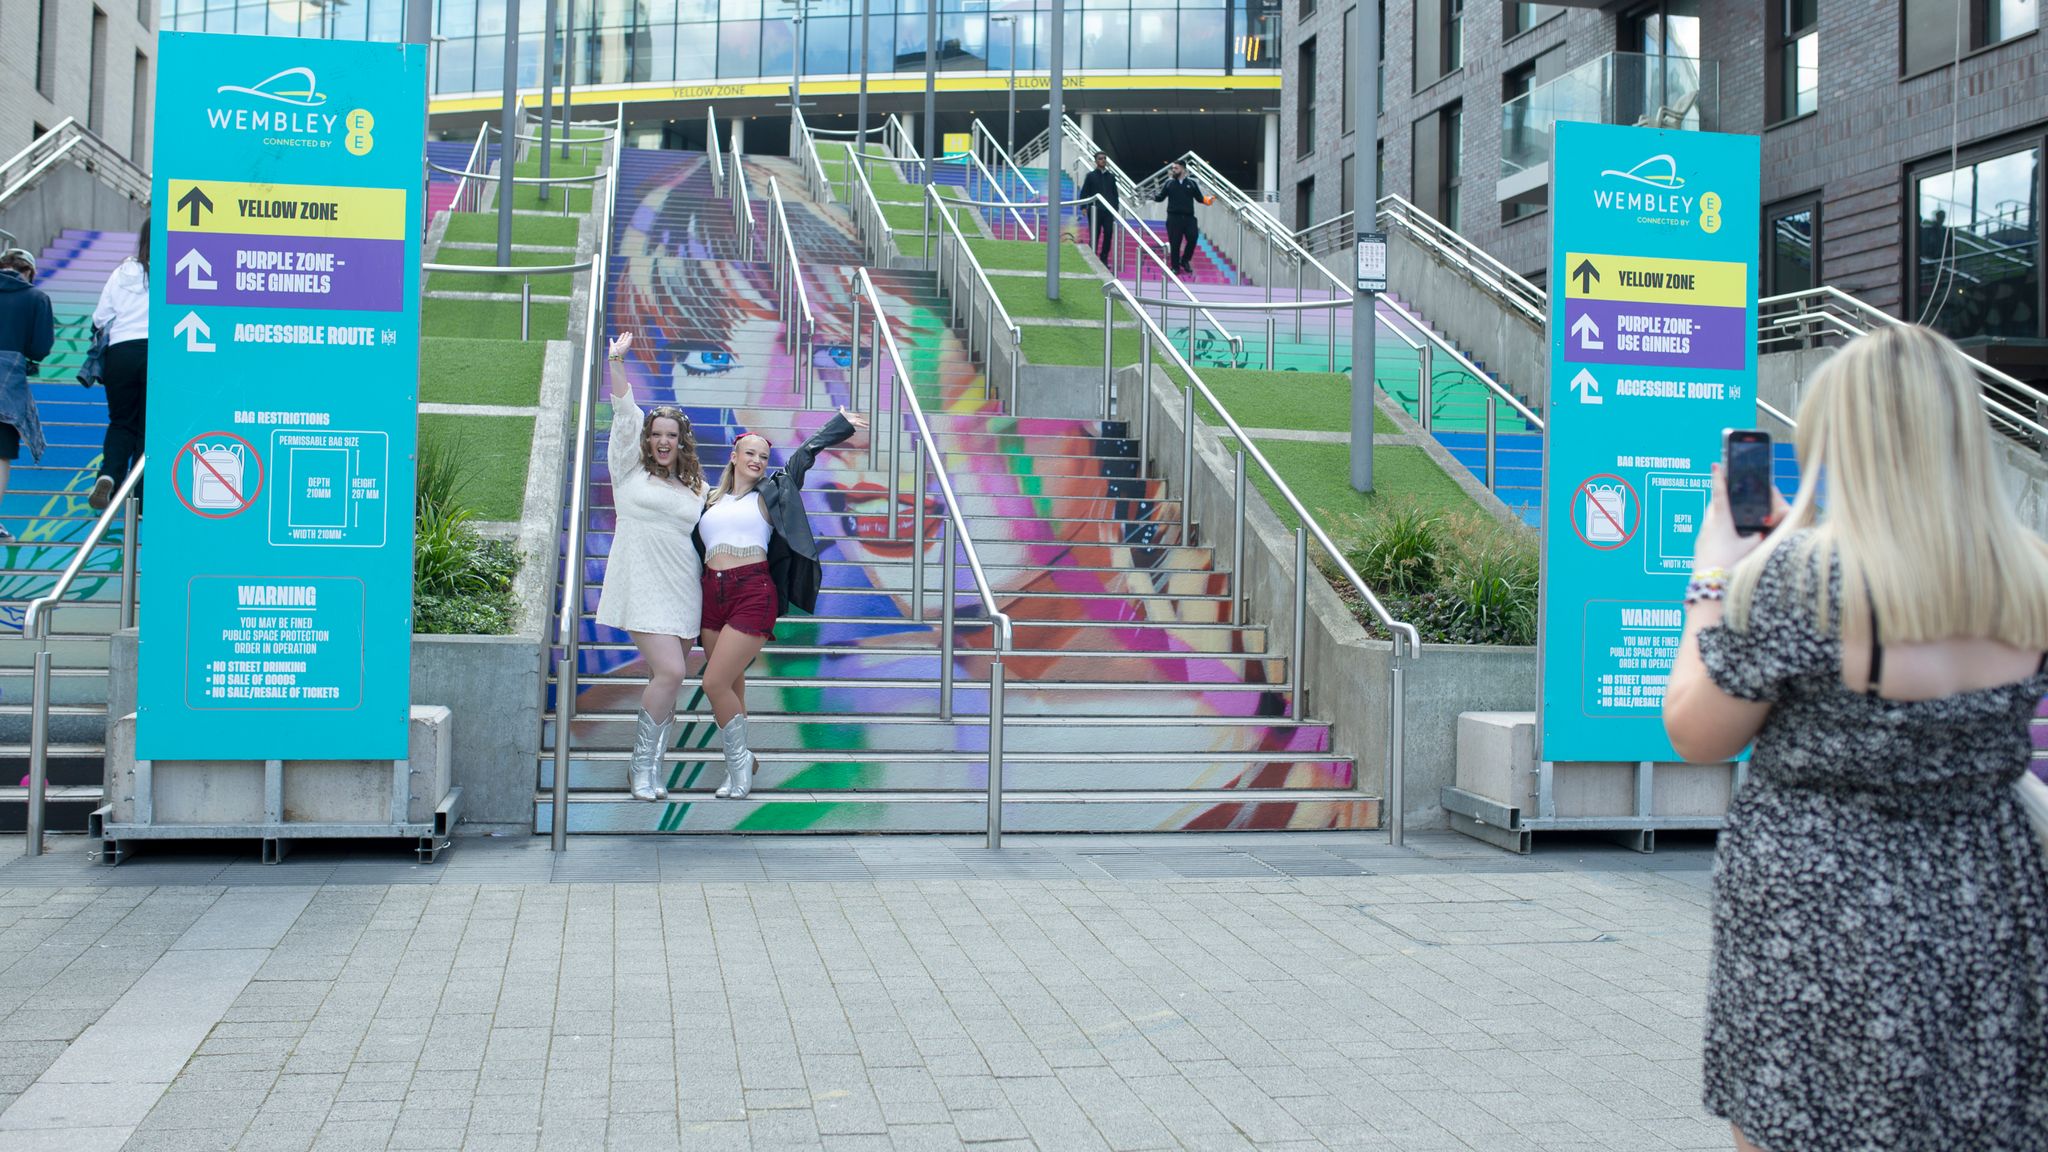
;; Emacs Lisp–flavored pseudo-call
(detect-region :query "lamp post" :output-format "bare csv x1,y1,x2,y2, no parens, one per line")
497,0,520,265
1044,0,1062,300
921,0,937,184
539,0,557,202
991,15,1016,156
782,0,809,136
1349,0,1380,492
856,0,871,141
559,0,574,158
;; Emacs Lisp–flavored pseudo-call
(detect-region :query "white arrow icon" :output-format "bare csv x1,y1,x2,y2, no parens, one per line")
173,312,216,353
1570,368,1602,405
1570,312,1603,350
174,249,216,291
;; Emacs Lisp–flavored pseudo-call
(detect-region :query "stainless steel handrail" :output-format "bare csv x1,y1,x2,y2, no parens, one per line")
450,122,491,214
22,460,144,856
1377,195,1547,325
1050,117,1166,250
706,106,725,196
850,266,1017,847
549,113,623,853
766,177,820,404
972,119,1039,199
925,184,1024,409
791,107,834,206
428,161,608,186
961,147,1035,241
1103,278,1419,845
729,129,755,262
845,137,896,267
423,259,596,341
1061,193,1244,367
0,117,152,208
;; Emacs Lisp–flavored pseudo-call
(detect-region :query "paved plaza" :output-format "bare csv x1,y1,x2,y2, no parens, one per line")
0,833,1730,1152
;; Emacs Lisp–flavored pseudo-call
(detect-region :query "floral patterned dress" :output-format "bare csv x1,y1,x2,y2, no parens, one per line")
1694,533,2048,1150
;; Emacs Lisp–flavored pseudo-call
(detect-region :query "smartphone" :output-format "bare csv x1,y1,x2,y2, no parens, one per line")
1724,429,1774,537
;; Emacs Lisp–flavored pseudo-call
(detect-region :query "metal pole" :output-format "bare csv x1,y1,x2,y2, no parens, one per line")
118,492,138,630
912,447,926,618
1102,294,1115,419
26,648,50,856
1418,343,1433,431
1289,526,1306,720
940,519,955,719
539,0,556,201
559,0,574,157
521,280,532,340
870,312,883,469
406,0,431,43
1044,0,1064,301
1485,395,1498,491
1389,660,1406,846
1181,384,1194,544
1231,450,1245,626
1006,20,1017,155
1265,315,1275,371
922,0,936,185
987,658,1005,849
857,0,870,140
850,289,863,412
791,5,805,133
1350,0,1381,492
497,0,521,265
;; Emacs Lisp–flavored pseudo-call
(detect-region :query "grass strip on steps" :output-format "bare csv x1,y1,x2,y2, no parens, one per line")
1230,439,1481,534
993,281,1115,323
419,413,535,520
442,211,580,248
512,157,602,179
1197,370,1398,435
427,248,582,295
509,183,596,213
422,338,547,407
968,239,1066,272
424,297,571,341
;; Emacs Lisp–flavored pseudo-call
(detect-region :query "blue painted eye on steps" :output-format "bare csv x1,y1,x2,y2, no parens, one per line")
817,344,868,370
675,348,737,376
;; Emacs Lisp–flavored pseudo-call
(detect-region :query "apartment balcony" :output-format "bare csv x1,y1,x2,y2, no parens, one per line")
1498,51,1719,215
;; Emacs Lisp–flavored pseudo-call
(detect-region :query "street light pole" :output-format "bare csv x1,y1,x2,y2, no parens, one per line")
539,0,557,202
922,0,937,184
1349,0,1380,492
857,0,870,142
497,0,520,265
559,0,574,158
991,15,1016,156
1045,0,1063,300
786,0,807,140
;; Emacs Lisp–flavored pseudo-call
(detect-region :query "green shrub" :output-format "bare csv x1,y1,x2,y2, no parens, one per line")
1324,509,1538,647
1344,505,1443,597
413,427,520,635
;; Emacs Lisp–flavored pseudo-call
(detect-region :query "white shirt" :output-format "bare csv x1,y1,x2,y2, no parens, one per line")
92,259,149,345
700,491,771,561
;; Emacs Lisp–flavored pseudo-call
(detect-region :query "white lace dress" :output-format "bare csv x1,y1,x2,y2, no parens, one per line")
593,395,706,637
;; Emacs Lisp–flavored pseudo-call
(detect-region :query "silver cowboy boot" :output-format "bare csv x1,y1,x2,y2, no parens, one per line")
715,713,756,799
628,709,661,802
647,713,675,800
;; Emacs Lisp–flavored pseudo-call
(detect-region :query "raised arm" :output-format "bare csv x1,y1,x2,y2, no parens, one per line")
779,407,870,492
605,332,644,479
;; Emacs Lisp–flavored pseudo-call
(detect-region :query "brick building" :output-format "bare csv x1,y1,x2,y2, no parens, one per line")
1281,0,2047,359
0,0,156,166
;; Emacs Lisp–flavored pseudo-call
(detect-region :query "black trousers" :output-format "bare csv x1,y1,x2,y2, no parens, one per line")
1091,211,1115,262
99,340,146,490
1165,215,1199,271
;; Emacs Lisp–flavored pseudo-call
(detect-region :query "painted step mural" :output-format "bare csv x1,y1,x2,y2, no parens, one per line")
544,146,1375,834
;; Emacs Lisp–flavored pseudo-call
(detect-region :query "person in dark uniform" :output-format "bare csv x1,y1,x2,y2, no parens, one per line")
1153,161,1203,276
1077,152,1120,264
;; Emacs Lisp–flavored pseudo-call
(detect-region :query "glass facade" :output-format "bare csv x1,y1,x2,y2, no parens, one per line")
160,0,1278,96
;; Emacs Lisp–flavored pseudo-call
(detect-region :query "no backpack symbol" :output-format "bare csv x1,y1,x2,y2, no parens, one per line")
173,432,265,519
1570,474,1639,550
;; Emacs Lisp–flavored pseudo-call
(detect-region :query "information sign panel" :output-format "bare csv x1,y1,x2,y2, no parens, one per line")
141,34,424,760
1355,231,1388,293
1538,122,1759,763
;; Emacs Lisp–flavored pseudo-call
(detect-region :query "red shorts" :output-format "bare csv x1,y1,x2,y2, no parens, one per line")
701,562,778,639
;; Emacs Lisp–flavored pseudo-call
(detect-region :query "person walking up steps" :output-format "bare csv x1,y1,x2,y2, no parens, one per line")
1153,161,1203,276
1662,324,2048,1152
695,406,869,799
1078,152,1120,264
0,248,53,543
88,220,150,511
598,332,709,802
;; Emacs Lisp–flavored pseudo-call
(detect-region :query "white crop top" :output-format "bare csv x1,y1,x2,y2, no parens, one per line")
700,491,771,560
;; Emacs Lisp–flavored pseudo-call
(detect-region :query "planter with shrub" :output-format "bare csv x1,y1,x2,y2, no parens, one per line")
1324,505,1538,647
414,432,521,635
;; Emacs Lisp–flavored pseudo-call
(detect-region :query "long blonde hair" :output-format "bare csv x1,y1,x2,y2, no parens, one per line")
1727,324,2048,648
707,432,770,507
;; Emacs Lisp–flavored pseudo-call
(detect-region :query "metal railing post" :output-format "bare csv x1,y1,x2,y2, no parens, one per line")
911,446,926,618
869,312,884,471
1102,294,1115,420
118,494,139,629
1181,385,1196,545
986,658,1005,849
521,280,532,341
850,290,864,411
1418,343,1433,432
1389,654,1406,847
25,649,51,856
1289,526,1306,721
1485,396,1499,491
1231,450,1246,626
940,519,956,720
1265,316,1276,371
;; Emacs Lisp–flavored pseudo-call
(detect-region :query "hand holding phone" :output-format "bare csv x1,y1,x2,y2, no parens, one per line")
1723,429,1774,537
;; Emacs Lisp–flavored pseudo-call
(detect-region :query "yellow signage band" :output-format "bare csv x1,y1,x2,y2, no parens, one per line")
1562,251,1748,309
428,72,1283,116
165,179,408,241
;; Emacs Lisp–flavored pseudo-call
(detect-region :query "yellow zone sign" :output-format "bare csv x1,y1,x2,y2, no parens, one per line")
166,179,407,242
1562,252,1747,309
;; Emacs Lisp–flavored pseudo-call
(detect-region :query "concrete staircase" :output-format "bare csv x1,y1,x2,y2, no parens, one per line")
541,146,1376,833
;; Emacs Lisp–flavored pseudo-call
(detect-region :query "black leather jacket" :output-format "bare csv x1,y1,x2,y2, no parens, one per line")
1078,169,1119,213
695,411,857,616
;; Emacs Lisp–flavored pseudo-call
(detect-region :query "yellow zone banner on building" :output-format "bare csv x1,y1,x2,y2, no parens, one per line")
429,72,1281,116
1561,251,1747,309
164,179,408,241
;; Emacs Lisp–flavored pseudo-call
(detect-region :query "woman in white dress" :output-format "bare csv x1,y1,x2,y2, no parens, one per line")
595,332,707,801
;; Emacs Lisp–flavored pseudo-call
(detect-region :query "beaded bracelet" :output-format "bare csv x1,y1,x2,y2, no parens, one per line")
1685,567,1731,605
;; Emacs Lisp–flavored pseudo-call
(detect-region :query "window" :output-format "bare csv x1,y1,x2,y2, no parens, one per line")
35,0,57,99
1905,0,2039,76
1341,7,1353,133
1295,177,1316,231
1765,197,1821,296
136,0,149,27
1507,3,1562,37
131,51,150,161
1341,153,1353,217
1302,0,1315,19
1414,0,1461,89
1913,141,2042,341
1296,37,1316,156
89,9,109,133
1444,0,1464,73
1412,102,1462,230
1768,0,1818,123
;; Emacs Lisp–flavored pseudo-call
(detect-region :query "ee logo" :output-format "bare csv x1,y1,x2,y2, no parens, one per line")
344,109,375,157
1699,191,1723,234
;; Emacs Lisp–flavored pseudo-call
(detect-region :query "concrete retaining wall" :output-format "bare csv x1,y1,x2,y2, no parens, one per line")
0,162,148,256
1388,230,1546,403
1133,366,1538,830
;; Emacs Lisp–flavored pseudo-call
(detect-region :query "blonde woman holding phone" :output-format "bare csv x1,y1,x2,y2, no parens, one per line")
1663,325,2048,1152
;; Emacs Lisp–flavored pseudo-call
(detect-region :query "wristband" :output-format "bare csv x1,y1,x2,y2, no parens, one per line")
1685,567,1731,605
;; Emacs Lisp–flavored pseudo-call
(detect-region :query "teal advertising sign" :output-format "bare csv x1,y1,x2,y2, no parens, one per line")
141,33,424,760
1538,122,1759,763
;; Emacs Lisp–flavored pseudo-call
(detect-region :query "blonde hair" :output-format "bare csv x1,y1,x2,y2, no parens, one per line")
1727,324,2048,648
708,432,771,507
640,406,705,491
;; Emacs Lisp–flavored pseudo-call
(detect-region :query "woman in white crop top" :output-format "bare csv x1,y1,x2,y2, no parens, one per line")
595,332,708,802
